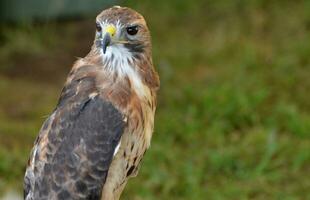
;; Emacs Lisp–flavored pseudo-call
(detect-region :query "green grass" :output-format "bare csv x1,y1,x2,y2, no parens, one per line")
0,0,310,199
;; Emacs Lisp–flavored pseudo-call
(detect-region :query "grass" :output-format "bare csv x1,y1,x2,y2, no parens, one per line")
0,0,310,199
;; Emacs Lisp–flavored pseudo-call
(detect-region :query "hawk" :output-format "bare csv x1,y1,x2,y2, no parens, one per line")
24,6,159,200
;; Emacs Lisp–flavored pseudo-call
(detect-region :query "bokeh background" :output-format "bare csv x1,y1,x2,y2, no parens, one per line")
0,0,310,199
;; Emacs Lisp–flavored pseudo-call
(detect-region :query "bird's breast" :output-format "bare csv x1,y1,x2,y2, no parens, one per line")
98,68,157,199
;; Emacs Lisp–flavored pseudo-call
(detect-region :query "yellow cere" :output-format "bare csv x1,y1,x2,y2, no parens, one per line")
106,25,116,37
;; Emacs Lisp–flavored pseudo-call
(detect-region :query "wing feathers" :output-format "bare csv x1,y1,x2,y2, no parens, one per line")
24,74,126,200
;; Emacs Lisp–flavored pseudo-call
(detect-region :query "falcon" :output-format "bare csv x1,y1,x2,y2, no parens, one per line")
24,6,159,200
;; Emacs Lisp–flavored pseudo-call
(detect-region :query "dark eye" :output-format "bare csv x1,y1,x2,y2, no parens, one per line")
126,25,139,35
96,22,102,32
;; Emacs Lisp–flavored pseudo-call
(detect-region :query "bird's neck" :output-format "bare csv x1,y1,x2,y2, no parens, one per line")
85,46,159,90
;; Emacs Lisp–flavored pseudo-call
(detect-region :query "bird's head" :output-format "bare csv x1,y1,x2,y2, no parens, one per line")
93,6,151,62
87,6,159,91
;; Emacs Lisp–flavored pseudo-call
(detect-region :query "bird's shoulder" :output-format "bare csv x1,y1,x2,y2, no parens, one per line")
24,63,127,199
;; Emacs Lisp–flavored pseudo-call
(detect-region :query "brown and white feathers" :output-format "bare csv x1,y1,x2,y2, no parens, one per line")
24,6,159,200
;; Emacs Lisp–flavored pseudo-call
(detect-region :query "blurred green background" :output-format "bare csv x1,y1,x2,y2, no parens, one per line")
0,0,310,199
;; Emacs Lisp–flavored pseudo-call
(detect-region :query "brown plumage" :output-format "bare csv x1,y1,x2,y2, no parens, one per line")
24,6,159,200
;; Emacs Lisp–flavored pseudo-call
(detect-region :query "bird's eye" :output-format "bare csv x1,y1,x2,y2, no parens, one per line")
96,23,102,32
126,25,139,35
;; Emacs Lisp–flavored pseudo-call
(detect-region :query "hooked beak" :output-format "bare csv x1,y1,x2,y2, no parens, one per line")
101,25,116,54
102,33,111,54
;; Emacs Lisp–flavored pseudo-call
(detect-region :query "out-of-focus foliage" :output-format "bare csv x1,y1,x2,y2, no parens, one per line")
0,0,309,199
0,0,117,22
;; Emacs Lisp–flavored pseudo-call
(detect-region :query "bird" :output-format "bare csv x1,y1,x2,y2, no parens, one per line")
24,6,160,200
